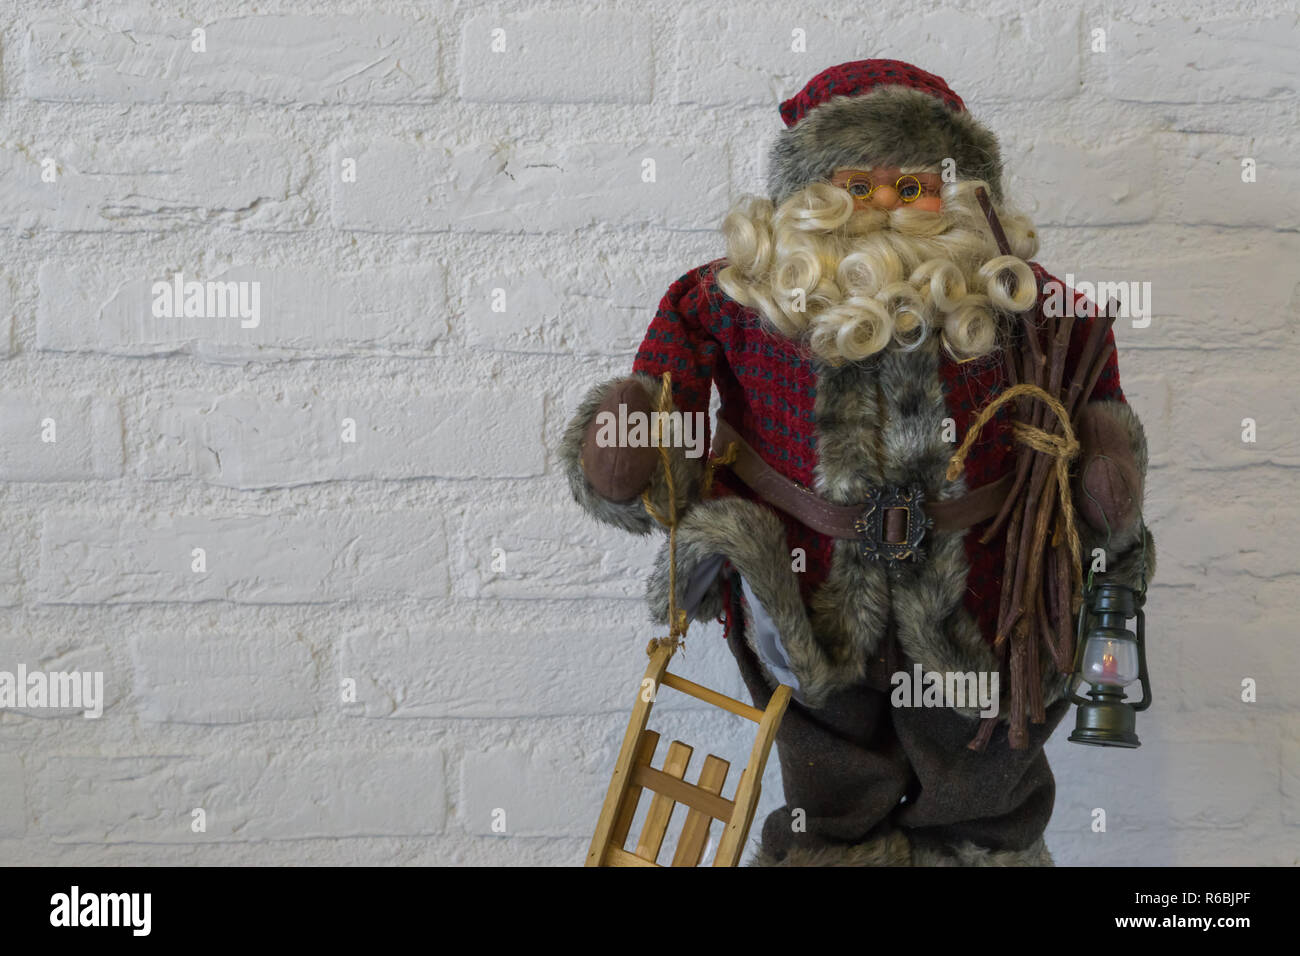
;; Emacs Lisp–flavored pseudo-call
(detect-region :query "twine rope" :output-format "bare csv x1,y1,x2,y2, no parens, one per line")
945,382,1085,596
641,373,689,656
641,374,742,657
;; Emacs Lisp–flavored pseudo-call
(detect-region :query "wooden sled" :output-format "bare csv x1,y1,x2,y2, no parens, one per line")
586,642,792,867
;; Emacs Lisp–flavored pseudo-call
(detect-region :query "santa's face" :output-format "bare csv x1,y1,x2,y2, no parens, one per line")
715,168,1041,365
829,166,944,213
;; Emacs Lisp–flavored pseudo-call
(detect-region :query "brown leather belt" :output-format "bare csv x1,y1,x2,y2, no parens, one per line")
712,418,1012,563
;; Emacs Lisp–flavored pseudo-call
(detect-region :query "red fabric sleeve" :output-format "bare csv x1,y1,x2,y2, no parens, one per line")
632,267,721,417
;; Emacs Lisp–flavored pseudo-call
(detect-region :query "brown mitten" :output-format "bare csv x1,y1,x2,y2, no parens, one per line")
1073,403,1142,535
580,379,659,502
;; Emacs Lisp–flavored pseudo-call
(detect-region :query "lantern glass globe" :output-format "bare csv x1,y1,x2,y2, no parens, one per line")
1081,636,1140,687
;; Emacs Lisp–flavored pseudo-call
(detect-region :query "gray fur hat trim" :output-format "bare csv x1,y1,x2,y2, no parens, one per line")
766,84,1004,206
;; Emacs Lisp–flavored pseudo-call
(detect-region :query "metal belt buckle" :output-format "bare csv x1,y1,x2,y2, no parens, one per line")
854,484,933,565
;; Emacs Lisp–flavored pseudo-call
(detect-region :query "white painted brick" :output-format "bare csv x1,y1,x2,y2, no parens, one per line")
673,11,860,107
905,8,1082,103
459,10,651,104
1172,376,1300,468
342,625,634,719
1047,751,1151,835
1115,375,1171,469
1145,491,1300,586
0,394,122,481
1128,729,1274,830
0,755,25,838
1009,136,1159,226
0,634,122,719
1283,723,1300,827
459,499,662,600
25,13,440,104
1157,133,1300,230
136,387,542,488
1076,238,1300,350
1047,826,1300,866
464,259,673,355
37,263,447,359
0,531,22,607
1103,16,1300,103
341,615,741,719
1162,581,1300,713
1049,713,1274,830
460,746,606,837
38,750,446,842
0,136,310,233
0,276,13,358
410,834,589,867
330,139,729,233
37,512,449,604
129,627,319,723
676,8,1080,106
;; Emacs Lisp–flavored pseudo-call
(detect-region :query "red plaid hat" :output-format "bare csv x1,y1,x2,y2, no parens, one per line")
767,59,1003,204
780,60,966,127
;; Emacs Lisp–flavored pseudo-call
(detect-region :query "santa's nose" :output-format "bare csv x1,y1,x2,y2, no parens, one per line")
870,184,900,208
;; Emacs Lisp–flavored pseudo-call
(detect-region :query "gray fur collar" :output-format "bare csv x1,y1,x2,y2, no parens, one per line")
812,340,1001,716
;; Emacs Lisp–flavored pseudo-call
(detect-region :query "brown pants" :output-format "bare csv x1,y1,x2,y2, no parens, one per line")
727,582,1068,866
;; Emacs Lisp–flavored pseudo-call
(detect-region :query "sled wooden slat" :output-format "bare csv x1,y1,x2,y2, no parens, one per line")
672,755,730,867
605,846,661,868
660,672,764,722
586,643,790,868
630,764,734,822
635,741,693,862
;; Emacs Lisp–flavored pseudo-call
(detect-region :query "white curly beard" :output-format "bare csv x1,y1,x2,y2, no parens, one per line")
716,182,1040,365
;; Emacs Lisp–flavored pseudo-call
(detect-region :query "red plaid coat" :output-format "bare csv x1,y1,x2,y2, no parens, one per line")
631,258,1124,648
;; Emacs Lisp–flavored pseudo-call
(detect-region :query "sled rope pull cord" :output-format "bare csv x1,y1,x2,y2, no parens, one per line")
640,371,685,655
640,370,742,657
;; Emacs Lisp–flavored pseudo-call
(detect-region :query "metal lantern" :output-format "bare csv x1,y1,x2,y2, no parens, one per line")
1066,581,1152,748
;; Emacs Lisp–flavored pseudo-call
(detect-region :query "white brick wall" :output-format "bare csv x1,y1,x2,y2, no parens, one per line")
38,262,450,356
0,136,314,232
0,0,1296,867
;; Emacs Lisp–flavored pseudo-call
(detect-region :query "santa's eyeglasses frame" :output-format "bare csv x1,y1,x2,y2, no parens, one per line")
835,171,944,203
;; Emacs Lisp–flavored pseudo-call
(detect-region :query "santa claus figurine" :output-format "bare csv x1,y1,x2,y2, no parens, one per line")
562,60,1154,866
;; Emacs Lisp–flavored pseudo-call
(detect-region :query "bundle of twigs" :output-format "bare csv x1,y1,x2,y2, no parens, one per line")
958,188,1119,752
